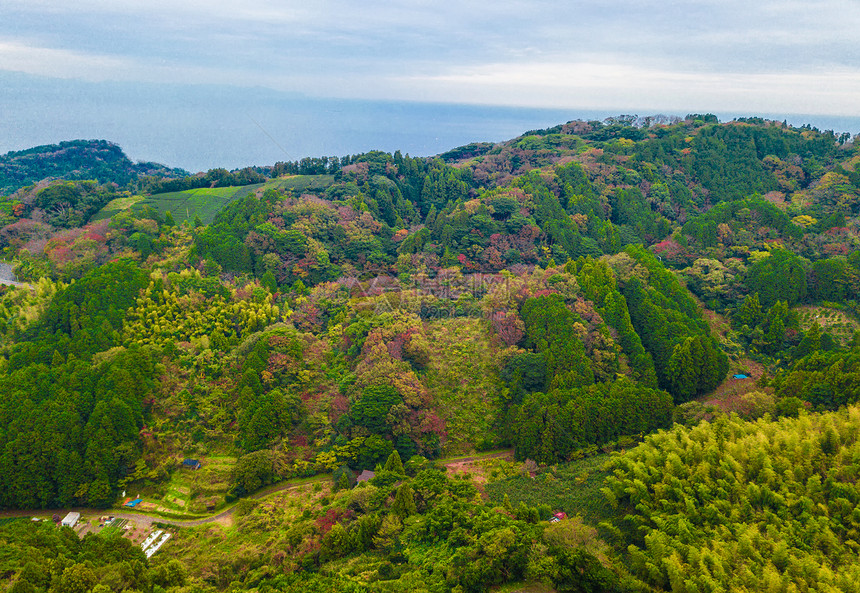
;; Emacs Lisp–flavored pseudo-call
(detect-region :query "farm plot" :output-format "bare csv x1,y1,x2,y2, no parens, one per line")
795,305,859,345
484,454,614,526
134,186,250,224
92,175,337,225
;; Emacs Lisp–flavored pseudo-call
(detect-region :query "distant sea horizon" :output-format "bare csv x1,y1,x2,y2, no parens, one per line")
3,71,860,173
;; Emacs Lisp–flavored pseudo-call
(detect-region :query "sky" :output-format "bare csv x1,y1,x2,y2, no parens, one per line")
2,1,860,169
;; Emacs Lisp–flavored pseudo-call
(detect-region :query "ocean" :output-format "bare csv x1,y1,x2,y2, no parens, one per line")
2,71,859,173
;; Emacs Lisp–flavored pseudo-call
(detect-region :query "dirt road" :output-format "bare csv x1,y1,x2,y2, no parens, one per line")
0,478,323,529
0,450,514,528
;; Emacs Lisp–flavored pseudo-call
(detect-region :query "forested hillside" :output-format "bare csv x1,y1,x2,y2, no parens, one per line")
1,114,859,592
0,140,188,195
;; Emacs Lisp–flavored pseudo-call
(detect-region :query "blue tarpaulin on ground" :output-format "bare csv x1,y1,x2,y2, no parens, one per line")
732,374,749,379
125,498,143,507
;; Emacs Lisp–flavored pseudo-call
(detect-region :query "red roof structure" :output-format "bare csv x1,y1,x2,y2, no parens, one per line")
356,470,375,483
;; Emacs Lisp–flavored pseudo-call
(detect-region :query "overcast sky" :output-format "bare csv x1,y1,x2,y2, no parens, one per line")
3,0,859,113
2,1,859,169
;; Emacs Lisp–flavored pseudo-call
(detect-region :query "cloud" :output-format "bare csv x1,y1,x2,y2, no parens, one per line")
0,39,130,80
0,37,315,97
3,0,309,23
396,60,860,115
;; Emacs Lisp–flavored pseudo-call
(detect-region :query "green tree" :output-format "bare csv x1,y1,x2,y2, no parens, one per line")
358,434,394,469
9,580,37,593
734,293,763,329
58,564,97,593
391,483,417,519
230,449,275,497
551,548,622,593
335,472,350,492
667,336,727,403
373,514,402,551
745,248,807,308
261,270,277,293
521,293,594,390
321,523,354,561
351,385,402,434
383,450,405,475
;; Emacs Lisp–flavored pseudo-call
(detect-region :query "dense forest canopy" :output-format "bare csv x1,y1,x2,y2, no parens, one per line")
1,113,860,592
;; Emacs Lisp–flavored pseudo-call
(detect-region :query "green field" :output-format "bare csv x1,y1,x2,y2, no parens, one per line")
99,518,128,538
92,194,145,221
93,175,336,225
267,174,336,193
137,186,245,224
485,454,614,526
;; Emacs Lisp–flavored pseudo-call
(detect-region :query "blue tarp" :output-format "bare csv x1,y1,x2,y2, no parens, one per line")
125,498,143,507
732,374,749,379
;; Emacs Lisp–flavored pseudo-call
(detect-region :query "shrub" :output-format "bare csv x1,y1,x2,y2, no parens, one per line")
737,390,776,420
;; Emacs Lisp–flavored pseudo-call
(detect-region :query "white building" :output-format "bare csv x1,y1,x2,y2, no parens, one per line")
61,512,80,528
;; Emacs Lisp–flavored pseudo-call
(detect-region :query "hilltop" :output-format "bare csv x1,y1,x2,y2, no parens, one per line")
0,139,188,196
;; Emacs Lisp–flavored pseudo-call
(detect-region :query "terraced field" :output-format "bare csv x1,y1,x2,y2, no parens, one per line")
93,174,336,224
137,186,243,224
92,194,145,221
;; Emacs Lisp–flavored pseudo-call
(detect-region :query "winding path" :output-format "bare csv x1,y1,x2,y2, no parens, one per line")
0,450,514,528
0,477,326,528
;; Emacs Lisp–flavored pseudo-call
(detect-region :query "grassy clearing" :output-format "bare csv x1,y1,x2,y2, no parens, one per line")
91,194,144,221
701,355,766,414
245,474,328,500
177,460,234,513
162,489,188,510
122,458,328,522
160,474,193,511
484,454,614,526
446,453,518,491
198,455,238,467
690,293,771,413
